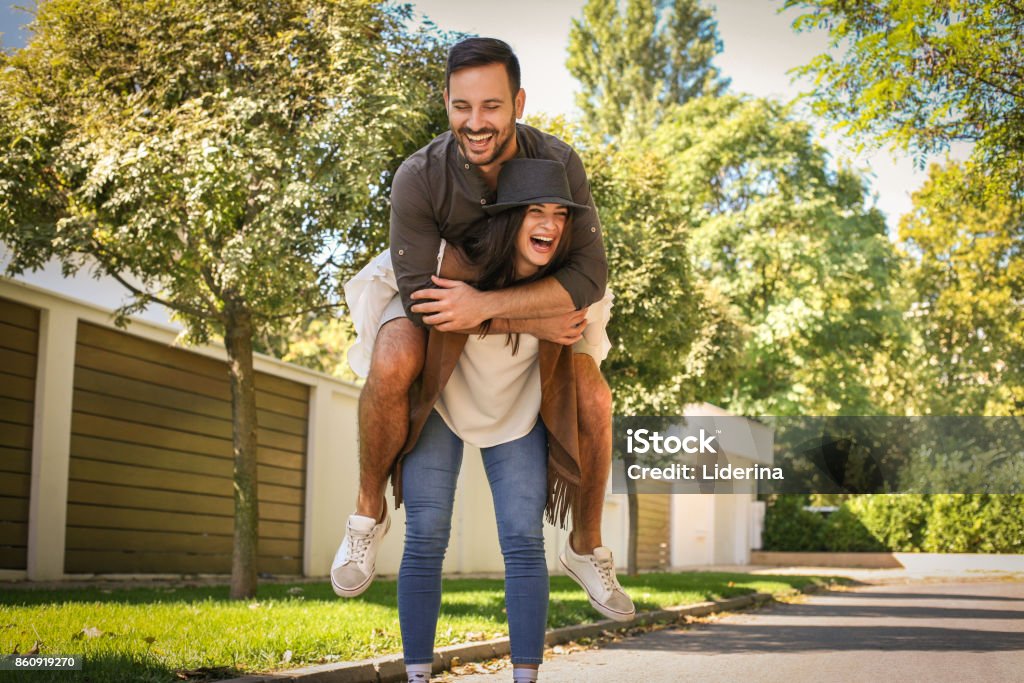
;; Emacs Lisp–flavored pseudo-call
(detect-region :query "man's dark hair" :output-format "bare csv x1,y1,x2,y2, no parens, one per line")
446,37,521,96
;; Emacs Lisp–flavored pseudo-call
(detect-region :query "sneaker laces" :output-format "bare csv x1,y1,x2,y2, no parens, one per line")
594,554,618,593
346,526,374,564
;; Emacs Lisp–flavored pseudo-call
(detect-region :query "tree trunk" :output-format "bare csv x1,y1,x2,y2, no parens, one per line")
225,307,259,599
625,452,639,576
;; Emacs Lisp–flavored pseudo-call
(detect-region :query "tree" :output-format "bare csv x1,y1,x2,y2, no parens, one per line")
648,95,906,416
0,0,450,598
527,115,731,416
567,0,728,143
787,0,1024,199
897,162,1024,416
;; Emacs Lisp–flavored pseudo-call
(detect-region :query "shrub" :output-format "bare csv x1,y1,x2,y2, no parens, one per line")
762,495,825,551
761,494,1023,554
976,495,1024,553
847,494,931,552
823,504,885,551
923,494,988,552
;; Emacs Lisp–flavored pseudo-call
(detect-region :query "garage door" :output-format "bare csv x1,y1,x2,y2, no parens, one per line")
0,297,39,570
65,322,308,575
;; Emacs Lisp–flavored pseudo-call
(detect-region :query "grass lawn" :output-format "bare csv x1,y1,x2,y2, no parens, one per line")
0,572,840,682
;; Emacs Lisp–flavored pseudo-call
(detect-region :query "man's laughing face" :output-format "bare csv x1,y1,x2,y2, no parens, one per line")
445,62,525,171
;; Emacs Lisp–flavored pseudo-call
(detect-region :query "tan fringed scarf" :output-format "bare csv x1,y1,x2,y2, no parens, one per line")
389,327,583,529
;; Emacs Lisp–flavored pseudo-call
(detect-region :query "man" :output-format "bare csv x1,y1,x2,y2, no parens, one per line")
332,37,633,621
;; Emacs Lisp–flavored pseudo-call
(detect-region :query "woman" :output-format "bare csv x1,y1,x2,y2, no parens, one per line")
347,159,618,683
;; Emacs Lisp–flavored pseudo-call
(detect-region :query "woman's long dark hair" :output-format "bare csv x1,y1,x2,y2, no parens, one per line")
463,204,575,352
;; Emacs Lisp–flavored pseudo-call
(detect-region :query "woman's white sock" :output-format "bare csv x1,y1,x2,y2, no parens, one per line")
406,662,431,682
512,667,539,683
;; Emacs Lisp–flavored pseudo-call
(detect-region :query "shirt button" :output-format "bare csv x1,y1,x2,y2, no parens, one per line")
398,249,404,255
480,198,486,205
590,226,597,232
464,164,470,170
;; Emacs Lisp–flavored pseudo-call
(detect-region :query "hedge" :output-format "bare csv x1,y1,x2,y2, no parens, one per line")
762,494,1024,553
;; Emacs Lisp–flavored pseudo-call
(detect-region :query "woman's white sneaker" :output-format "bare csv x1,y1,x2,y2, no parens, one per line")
331,512,390,597
559,540,636,622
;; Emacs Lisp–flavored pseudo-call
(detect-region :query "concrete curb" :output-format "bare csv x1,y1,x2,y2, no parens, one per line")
223,584,825,683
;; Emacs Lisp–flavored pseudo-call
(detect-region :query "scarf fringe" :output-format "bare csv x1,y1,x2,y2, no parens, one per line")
546,461,580,529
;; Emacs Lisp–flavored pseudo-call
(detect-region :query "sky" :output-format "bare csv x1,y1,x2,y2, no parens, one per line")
0,0,961,234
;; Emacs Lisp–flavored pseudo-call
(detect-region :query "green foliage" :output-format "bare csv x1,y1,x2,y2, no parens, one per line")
587,147,704,414
649,95,904,415
0,0,451,340
922,494,989,553
567,0,728,143
896,162,1024,416
788,0,1024,200
762,495,825,551
846,495,929,552
254,316,360,383
765,494,1024,553
529,114,720,414
822,504,884,552
974,495,1024,554
922,494,1024,554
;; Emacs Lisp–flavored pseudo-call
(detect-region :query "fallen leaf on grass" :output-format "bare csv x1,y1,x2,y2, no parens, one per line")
25,641,41,655
282,650,292,663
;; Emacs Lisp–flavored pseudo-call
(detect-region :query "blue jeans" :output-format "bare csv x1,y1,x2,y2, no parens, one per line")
398,411,549,666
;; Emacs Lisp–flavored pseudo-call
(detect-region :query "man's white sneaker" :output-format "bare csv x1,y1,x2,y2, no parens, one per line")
331,512,390,597
559,540,636,622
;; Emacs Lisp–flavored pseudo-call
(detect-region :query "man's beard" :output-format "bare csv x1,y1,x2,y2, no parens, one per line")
455,117,516,167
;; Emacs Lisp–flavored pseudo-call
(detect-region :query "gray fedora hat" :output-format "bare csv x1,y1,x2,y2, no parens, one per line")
483,158,590,215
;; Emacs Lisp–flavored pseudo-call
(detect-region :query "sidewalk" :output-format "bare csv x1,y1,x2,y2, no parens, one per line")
447,578,1024,683
689,562,1024,586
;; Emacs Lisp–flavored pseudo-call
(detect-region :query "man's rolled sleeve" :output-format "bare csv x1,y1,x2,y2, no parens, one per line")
389,162,440,328
556,149,608,309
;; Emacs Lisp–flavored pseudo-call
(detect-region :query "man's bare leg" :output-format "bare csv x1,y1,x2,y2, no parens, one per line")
557,353,634,621
570,353,612,554
331,316,424,598
354,317,426,520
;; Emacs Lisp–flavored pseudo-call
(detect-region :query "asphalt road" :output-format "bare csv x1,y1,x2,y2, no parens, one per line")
446,581,1024,683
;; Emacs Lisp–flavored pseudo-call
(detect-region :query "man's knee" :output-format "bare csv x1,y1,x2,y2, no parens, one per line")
367,318,426,390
